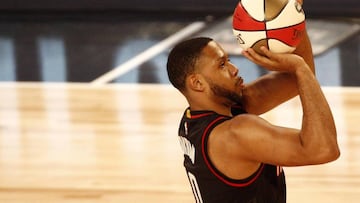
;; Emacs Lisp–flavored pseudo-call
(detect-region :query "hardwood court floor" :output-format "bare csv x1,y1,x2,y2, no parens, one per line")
0,83,359,203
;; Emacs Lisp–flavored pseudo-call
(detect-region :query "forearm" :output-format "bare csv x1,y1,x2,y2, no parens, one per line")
242,72,297,115
295,65,339,163
242,31,315,115
260,31,314,101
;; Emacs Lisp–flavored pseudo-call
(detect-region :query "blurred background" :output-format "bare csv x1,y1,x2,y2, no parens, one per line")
0,0,359,86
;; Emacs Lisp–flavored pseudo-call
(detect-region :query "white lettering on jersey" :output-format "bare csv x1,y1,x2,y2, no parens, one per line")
179,136,196,164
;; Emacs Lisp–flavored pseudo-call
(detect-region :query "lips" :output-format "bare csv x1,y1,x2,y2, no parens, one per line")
236,77,244,87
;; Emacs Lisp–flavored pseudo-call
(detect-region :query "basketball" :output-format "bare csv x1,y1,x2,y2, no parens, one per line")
232,0,305,54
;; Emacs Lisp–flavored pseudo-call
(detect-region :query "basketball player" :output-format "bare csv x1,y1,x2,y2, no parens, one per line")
166,31,340,202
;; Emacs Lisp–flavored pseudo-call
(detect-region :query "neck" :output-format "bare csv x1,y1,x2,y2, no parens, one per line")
188,97,233,117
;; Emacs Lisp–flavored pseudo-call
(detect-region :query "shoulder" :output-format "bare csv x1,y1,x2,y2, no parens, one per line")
207,114,264,179
209,114,268,158
209,113,277,161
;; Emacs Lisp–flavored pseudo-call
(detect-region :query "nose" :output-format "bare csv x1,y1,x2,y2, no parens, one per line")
229,64,239,77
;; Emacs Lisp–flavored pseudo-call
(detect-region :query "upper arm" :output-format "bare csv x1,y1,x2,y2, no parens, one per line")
211,114,318,167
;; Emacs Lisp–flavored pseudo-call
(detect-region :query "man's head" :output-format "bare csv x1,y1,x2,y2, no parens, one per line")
167,37,244,106
167,37,212,92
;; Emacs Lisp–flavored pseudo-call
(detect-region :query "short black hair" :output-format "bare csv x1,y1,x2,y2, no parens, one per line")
167,37,213,91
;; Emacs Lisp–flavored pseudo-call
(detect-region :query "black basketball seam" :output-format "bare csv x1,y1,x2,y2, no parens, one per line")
264,0,269,49
250,39,268,49
266,21,305,31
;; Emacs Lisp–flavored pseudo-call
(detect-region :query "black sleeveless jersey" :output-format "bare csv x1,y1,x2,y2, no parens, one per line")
178,106,286,203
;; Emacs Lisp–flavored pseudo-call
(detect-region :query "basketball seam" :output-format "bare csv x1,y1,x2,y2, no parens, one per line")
264,0,269,49
250,39,268,49
266,21,305,31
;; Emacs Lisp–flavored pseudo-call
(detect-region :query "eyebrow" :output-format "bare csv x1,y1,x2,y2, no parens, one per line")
216,54,228,63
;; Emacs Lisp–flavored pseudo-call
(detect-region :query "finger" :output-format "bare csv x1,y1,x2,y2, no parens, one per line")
241,49,250,58
241,49,256,62
242,49,270,68
247,47,273,65
259,46,276,60
242,50,264,66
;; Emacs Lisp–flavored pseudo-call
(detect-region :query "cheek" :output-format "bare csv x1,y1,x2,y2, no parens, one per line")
218,73,234,86
203,71,233,88
215,70,232,81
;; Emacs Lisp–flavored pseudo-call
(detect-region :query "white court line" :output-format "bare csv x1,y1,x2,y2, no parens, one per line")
91,21,206,85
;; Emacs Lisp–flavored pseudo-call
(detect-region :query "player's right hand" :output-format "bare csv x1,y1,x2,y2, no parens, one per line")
242,46,310,73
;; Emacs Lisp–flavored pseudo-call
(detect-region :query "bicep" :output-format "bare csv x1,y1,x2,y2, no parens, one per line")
225,114,311,167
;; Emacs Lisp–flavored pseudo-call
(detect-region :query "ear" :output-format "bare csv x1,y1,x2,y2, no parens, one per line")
187,74,205,92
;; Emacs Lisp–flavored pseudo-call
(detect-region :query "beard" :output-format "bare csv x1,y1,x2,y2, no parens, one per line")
205,78,243,105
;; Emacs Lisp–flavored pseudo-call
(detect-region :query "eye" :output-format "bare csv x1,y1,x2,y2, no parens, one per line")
220,61,226,67
221,58,231,67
